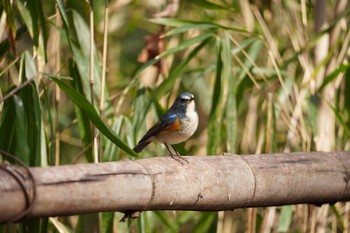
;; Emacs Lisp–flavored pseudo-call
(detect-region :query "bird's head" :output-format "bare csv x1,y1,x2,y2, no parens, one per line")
172,92,196,114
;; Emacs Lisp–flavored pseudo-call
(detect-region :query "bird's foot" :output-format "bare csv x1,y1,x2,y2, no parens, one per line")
169,153,189,165
120,210,141,222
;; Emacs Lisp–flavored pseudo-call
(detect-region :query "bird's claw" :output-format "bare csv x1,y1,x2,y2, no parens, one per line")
169,153,189,165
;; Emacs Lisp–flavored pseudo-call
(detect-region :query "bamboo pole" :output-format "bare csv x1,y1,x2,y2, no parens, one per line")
1,151,350,222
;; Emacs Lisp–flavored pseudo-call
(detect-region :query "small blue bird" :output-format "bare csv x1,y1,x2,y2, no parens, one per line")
133,92,199,162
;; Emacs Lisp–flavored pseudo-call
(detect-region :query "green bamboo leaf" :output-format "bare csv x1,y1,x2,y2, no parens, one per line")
222,34,237,153
330,204,345,231
192,212,216,233
330,101,350,136
154,211,178,233
267,95,277,153
23,51,37,79
149,18,248,33
48,218,75,233
50,77,137,158
71,10,103,99
17,0,48,60
256,212,264,231
70,43,91,96
251,67,288,76
72,11,91,58
0,93,27,163
69,60,93,162
177,211,197,225
162,24,217,37
148,18,192,27
231,37,257,56
318,63,350,92
237,39,263,82
235,39,264,106
124,116,136,150
311,37,339,82
13,95,30,165
101,212,114,233
3,0,16,34
0,56,20,78
17,53,43,166
76,214,99,233
22,219,41,233
0,55,43,167
156,33,213,59
17,1,34,38
41,73,72,80
306,95,319,138
277,206,293,233
37,10,49,62
20,82,43,166
133,89,152,134
345,70,350,122
56,0,69,29
154,36,212,98
3,0,16,53
0,25,27,60
41,84,56,165
207,39,223,155
40,217,49,233
103,116,124,161
138,211,149,233
55,0,74,58
188,0,232,10
275,76,293,118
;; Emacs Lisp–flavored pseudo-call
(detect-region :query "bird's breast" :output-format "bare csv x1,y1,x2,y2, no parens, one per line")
164,118,182,130
156,111,199,144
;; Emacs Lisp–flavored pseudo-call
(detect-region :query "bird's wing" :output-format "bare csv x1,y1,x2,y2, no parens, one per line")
138,114,178,143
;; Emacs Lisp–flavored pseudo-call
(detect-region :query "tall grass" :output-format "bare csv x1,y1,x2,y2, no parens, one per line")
0,0,349,232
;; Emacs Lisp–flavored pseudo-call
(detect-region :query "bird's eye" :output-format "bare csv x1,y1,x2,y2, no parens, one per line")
180,98,187,103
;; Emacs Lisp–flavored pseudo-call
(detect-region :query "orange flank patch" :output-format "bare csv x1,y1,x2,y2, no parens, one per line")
165,118,181,130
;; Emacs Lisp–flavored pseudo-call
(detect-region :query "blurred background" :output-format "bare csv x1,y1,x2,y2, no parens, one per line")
0,0,350,232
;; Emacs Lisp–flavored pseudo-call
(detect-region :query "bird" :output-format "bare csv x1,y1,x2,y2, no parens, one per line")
133,92,199,162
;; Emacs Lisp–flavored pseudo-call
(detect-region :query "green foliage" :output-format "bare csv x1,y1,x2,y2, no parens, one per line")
0,52,44,166
50,76,137,158
207,39,224,155
0,0,349,232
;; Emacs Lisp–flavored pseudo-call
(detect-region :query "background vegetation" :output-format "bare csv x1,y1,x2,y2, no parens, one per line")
0,0,349,232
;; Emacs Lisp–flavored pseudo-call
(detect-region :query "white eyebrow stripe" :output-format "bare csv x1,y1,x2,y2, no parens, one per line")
180,94,194,101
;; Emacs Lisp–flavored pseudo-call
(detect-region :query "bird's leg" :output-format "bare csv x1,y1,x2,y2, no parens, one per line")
171,145,189,163
164,143,188,164
171,145,180,156
164,143,175,157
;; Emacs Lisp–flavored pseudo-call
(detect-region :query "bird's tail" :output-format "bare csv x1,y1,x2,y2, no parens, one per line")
133,140,152,153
